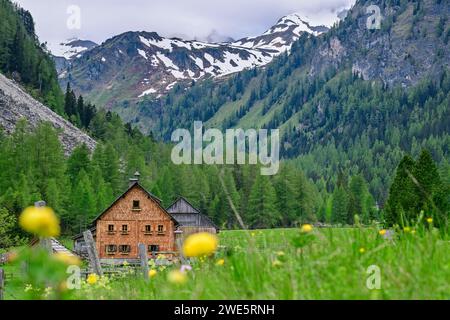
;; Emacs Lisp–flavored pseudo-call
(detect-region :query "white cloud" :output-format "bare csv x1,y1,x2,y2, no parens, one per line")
14,0,355,45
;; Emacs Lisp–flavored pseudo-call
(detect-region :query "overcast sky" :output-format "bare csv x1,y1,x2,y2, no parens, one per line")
14,0,355,46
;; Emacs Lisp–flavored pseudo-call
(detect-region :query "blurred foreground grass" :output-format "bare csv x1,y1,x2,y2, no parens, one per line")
3,227,450,300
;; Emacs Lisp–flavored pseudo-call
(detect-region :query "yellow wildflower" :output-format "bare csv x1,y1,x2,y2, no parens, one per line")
19,206,60,237
216,259,225,266
411,229,416,235
53,252,81,266
167,270,188,285
426,217,433,224
359,247,366,254
272,259,283,268
276,251,285,257
59,281,68,292
148,269,157,278
300,224,313,233
86,273,99,285
378,229,387,236
251,232,256,237
182,232,218,258
403,227,411,233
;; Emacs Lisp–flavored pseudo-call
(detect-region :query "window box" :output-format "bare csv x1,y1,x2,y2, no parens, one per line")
106,245,117,255
121,230,129,235
119,245,131,254
107,225,115,234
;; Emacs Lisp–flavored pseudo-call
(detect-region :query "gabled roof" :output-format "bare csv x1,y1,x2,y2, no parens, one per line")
166,196,200,214
167,196,219,231
91,181,179,226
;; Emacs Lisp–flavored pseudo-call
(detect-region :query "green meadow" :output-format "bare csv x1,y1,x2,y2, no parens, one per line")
3,226,450,300
29,227,447,300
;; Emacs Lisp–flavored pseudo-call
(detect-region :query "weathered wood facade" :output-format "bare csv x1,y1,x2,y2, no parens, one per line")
95,182,178,262
166,197,219,236
73,175,218,262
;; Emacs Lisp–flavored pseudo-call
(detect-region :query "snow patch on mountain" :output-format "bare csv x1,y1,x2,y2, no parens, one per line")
58,12,333,102
49,38,98,59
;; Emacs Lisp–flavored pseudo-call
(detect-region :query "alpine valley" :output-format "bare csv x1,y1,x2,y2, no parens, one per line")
0,0,449,235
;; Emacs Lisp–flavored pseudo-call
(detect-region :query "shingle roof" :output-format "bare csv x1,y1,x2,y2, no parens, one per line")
91,181,178,226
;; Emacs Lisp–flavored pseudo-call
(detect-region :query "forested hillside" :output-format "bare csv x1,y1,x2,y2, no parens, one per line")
0,0,63,112
0,0,449,248
134,0,450,204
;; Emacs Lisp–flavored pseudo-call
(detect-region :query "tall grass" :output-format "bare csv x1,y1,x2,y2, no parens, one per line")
71,227,450,300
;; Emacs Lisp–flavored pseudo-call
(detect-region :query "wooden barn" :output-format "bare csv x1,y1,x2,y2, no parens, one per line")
73,173,218,263
166,197,219,237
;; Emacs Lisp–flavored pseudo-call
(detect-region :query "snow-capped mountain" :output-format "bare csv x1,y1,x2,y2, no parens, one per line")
58,13,330,107
49,38,98,60
232,13,329,53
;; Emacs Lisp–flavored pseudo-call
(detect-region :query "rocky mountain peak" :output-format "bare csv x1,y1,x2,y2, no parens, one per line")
58,12,331,107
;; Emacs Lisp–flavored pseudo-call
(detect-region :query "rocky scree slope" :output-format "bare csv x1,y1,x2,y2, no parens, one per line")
0,72,96,154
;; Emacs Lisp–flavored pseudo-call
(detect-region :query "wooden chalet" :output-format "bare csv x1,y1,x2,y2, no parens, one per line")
73,172,218,263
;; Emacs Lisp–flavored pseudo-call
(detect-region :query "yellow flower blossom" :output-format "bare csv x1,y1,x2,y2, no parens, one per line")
251,232,256,237
53,252,81,266
378,229,387,236
148,269,157,278
167,270,188,285
272,259,283,267
300,224,313,233
276,251,285,257
86,273,99,285
182,232,218,258
59,281,68,292
216,259,225,266
19,206,60,237
426,217,433,224
403,227,411,233
359,247,365,254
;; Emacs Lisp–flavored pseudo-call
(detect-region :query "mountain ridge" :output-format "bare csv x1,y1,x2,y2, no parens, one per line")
57,13,331,108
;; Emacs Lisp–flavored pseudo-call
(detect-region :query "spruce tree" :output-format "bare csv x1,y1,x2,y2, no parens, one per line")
247,174,280,228
331,186,349,224
384,155,417,226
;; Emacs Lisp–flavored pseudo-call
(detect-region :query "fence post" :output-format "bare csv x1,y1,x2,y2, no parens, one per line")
83,230,103,276
138,243,149,280
40,238,53,254
175,229,188,265
0,268,4,300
